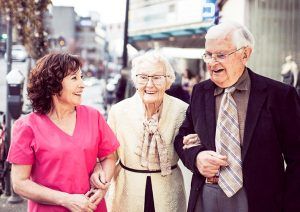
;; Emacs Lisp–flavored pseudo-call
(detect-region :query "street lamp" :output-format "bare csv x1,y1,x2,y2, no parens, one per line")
4,11,23,204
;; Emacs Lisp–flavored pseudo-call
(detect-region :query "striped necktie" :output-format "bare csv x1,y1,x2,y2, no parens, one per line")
216,87,243,197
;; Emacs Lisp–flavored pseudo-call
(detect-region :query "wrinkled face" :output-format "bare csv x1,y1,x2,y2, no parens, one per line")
205,38,248,88
56,69,85,107
135,62,168,105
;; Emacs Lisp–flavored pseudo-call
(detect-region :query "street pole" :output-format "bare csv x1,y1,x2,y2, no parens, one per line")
4,11,12,197
5,11,23,204
122,0,129,69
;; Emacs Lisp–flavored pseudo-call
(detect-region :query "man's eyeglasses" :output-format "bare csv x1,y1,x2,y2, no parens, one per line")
202,46,246,63
136,74,168,86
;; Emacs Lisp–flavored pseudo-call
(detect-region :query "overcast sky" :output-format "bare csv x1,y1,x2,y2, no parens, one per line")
52,0,126,23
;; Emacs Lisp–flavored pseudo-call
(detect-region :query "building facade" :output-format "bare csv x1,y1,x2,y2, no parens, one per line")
128,0,300,80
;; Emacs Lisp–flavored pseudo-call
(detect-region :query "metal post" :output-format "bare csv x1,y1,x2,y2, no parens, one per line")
5,11,23,204
3,11,12,197
122,0,129,69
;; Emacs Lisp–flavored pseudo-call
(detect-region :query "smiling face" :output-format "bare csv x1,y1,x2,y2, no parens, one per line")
135,61,167,105
55,69,85,107
205,37,248,88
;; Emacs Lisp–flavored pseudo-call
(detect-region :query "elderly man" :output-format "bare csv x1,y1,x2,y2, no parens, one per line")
174,22,300,212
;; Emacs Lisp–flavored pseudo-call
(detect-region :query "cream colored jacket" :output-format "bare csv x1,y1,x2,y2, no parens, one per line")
106,93,188,212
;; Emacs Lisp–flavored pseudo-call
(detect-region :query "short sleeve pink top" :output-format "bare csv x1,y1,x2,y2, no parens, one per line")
7,105,119,212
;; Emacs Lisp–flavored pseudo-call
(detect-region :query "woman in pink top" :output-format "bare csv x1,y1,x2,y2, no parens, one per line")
7,53,119,212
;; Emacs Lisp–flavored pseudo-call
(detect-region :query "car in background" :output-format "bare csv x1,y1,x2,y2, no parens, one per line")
5,45,28,62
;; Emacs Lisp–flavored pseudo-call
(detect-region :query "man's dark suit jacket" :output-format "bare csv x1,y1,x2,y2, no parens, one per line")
174,68,300,212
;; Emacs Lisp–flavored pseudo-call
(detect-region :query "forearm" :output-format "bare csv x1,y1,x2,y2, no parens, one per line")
13,178,69,206
100,153,117,183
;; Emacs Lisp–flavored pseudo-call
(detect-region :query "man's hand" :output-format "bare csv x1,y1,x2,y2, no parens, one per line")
183,134,201,149
196,151,228,177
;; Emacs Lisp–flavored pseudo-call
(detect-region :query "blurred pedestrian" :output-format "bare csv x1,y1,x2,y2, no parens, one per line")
281,55,300,96
7,53,119,212
175,22,300,212
90,51,188,212
166,68,201,103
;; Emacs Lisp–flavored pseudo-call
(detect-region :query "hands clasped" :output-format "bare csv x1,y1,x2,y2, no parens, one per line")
196,151,228,178
63,169,109,212
63,191,100,212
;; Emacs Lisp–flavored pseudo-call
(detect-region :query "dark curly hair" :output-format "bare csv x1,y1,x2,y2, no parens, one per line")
27,52,82,114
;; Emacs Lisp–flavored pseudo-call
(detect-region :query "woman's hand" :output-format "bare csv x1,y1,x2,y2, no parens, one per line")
183,134,201,149
86,188,105,206
90,163,110,190
61,193,97,212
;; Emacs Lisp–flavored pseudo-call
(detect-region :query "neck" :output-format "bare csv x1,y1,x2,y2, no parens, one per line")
48,100,76,121
145,101,162,118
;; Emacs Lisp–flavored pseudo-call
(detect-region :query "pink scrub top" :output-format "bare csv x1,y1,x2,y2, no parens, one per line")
7,105,119,212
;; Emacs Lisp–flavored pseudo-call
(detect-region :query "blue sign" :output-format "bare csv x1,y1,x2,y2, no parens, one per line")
202,0,217,20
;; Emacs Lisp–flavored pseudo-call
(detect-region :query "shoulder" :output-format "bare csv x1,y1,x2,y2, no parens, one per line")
250,70,293,95
163,95,188,121
76,105,107,125
77,105,101,117
14,112,40,129
12,113,40,138
110,95,136,113
165,94,188,110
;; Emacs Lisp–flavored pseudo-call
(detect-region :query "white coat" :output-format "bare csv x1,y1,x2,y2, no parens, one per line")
106,93,188,212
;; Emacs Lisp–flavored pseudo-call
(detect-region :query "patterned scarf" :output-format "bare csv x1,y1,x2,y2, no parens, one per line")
135,113,171,176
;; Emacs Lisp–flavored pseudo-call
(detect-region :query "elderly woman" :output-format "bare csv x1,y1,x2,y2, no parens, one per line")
7,53,119,212
90,51,188,212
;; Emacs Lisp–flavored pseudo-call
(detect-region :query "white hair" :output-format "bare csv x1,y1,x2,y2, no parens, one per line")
205,22,255,49
131,50,176,89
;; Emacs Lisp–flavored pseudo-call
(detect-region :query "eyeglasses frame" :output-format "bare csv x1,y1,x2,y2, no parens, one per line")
202,46,247,63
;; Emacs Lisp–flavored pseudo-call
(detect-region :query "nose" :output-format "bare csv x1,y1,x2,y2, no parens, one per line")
206,58,220,69
207,56,220,64
79,78,85,88
145,77,154,86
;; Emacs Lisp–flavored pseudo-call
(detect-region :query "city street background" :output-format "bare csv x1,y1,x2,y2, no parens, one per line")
0,0,299,210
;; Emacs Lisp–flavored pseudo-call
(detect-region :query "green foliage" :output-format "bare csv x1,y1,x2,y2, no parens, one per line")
0,0,52,60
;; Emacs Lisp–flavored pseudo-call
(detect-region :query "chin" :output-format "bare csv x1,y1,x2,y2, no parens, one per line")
211,78,226,88
143,97,161,104
73,101,82,106
143,99,157,104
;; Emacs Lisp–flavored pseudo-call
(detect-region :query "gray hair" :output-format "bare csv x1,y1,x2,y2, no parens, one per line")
131,50,176,89
205,22,255,49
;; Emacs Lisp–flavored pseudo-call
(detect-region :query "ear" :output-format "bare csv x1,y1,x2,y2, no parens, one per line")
242,47,252,64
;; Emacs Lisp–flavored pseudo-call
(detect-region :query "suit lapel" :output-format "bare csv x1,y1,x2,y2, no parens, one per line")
204,82,217,151
242,70,267,160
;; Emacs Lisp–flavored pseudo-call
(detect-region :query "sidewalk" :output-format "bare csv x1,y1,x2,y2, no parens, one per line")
0,195,27,212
